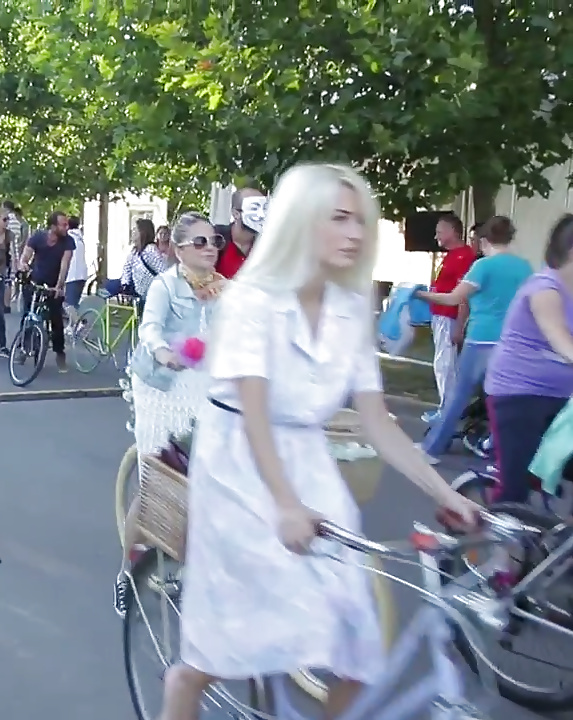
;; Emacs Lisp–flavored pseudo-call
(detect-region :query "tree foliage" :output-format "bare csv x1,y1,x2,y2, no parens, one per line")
1,0,573,224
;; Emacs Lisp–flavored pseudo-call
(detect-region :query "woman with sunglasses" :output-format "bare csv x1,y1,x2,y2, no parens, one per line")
113,212,227,617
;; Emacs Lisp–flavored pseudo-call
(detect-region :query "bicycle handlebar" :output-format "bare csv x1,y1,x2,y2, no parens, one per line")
16,271,57,294
316,507,530,559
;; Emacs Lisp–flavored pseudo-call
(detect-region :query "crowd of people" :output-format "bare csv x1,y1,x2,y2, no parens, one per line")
6,166,573,720
415,210,573,511
116,164,478,720
0,187,265,368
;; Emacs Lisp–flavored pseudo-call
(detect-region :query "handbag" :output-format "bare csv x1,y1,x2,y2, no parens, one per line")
123,250,159,297
138,251,159,280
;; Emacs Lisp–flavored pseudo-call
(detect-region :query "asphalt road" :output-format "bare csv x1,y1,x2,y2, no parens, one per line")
0,396,551,719
0,301,124,398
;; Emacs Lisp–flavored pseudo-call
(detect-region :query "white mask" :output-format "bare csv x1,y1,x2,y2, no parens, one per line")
241,196,268,234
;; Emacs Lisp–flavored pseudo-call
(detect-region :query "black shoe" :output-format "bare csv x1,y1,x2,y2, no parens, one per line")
0,347,9,358
114,572,130,619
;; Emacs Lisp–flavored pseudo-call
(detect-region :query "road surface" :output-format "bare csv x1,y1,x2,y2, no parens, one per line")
0,396,549,719
0,302,124,398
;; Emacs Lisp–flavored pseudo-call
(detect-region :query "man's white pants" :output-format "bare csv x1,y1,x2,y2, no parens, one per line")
431,315,458,410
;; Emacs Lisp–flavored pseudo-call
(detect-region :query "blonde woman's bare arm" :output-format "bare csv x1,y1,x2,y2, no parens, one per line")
236,377,300,510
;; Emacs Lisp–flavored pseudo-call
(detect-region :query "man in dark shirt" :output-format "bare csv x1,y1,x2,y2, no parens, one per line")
215,187,266,278
469,222,484,258
19,210,75,372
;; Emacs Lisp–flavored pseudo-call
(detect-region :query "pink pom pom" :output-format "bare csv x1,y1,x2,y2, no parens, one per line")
181,337,206,364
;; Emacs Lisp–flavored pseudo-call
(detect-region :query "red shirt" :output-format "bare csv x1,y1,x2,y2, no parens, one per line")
214,224,251,279
430,245,476,319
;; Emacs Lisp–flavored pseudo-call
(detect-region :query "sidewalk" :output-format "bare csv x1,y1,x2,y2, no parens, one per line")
0,311,123,400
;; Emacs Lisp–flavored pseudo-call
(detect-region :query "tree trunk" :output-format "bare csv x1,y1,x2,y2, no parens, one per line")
472,184,498,223
97,193,109,284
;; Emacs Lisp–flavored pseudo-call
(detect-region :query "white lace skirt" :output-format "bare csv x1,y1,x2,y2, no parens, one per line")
131,369,208,459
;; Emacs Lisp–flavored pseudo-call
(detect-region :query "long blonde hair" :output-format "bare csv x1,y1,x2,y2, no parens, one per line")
233,163,380,295
205,163,380,373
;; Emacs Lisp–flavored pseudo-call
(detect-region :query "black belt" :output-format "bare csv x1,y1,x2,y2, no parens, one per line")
209,398,242,415
209,397,324,430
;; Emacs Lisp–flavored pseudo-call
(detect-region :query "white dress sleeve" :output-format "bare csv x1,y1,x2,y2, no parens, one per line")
209,285,271,380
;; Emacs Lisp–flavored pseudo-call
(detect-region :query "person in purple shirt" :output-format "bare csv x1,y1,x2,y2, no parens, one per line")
18,210,75,372
486,213,573,502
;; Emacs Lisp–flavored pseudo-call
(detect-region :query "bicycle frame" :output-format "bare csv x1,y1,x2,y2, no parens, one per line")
261,543,494,720
127,518,507,720
102,298,138,354
26,288,49,321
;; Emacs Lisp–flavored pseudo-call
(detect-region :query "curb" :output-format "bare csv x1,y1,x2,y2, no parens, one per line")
384,393,436,411
0,386,435,410
0,387,122,403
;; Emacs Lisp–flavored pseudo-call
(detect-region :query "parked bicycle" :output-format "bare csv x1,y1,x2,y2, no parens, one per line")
8,277,57,387
71,292,139,373
123,509,508,720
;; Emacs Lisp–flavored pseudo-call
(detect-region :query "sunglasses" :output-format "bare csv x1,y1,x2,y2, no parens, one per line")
179,234,226,250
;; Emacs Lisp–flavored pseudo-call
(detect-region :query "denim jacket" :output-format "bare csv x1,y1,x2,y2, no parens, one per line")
131,264,215,391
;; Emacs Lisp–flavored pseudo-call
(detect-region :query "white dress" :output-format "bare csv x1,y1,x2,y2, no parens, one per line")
180,282,385,682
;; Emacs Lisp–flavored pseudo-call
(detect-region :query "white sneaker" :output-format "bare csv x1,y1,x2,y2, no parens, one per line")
414,442,440,465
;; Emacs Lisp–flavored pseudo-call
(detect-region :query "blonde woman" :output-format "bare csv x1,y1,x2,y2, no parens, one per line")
113,212,225,617
158,164,476,720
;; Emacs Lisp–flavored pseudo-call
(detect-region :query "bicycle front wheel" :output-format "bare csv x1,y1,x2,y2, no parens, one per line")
116,443,139,548
124,549,275,720
71,307,106,373
8,322,48,387
442,502,573,711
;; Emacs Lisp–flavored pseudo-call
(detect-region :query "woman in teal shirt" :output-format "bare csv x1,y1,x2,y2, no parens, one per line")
415,216,533,462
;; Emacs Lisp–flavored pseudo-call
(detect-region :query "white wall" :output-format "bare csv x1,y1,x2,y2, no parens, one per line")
82,193,168,278
373,219,433,286
495,159,573,269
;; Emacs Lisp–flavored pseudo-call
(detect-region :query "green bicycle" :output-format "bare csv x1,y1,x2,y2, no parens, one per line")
71,293,139,373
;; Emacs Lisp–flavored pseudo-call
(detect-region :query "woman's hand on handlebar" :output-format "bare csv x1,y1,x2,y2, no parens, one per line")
438,487,481,529
278,501,324,554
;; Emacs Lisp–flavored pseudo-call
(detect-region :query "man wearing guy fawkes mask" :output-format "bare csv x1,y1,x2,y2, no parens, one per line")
215,187,267,278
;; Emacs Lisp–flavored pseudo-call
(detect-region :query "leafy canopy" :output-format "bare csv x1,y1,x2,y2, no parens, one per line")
2,1,573,221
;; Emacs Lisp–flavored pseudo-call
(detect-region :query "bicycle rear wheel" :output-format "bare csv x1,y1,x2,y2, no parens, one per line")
123,549,275,720
442,502,573,711
116,443,139,548
8,322,48,387
71,307,106,373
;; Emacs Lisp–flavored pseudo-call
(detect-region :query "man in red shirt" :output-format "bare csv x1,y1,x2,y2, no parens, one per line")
215,187,266,278
424,214,476,422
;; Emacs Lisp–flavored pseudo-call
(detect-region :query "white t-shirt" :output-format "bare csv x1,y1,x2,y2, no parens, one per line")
66,228,88,282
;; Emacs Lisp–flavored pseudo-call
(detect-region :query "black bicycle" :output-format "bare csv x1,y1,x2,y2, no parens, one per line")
8,278,56,386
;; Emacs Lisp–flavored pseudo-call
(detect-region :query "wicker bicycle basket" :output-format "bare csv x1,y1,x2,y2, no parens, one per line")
138,454,188,562
136,410,381,561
